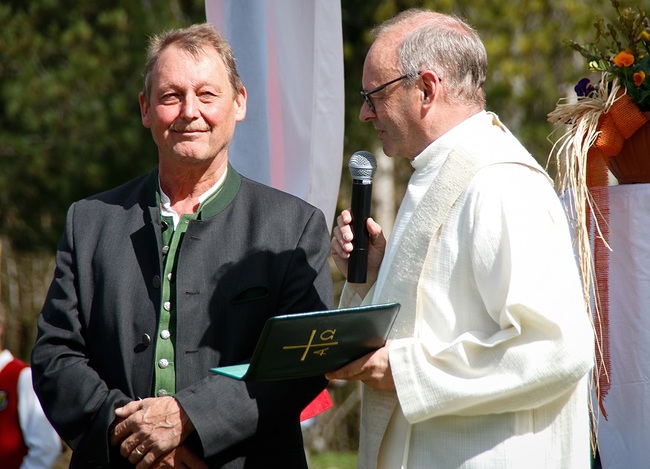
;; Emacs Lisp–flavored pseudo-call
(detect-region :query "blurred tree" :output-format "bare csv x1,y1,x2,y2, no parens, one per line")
0,0,610,252
0,0,205,252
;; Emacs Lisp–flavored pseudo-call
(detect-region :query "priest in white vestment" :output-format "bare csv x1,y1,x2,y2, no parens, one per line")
328,9,595,469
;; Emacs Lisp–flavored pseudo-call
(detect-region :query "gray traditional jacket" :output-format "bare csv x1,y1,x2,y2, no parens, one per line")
32,165,333,468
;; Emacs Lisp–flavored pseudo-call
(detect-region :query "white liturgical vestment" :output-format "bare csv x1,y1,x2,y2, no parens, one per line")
340,112,594,468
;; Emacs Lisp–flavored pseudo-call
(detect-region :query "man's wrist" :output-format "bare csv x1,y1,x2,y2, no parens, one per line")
174,397,196,439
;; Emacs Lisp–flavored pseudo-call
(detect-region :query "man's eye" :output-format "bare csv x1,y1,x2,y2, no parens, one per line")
160,93,179,103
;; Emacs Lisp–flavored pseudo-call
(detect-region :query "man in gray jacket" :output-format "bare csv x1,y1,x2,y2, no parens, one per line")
32,23,332,468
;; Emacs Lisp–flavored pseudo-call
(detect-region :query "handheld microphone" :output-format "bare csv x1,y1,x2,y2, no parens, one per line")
347,151,377,283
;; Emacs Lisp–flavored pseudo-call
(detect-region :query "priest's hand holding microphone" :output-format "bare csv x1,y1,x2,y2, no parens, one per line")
331,151,385,290
328,151,395,391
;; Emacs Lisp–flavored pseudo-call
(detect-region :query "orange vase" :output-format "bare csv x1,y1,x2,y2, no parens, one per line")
608,112,650,184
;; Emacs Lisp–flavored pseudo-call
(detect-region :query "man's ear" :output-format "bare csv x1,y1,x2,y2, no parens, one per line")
139,92,151,128
419,70,441,107
235,86,247,122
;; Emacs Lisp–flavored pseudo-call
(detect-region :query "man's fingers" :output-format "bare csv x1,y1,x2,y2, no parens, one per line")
120,434,137,458
128,444,147,465
325,356,366,381
115,399,142,417
112,398,146,446
134,443,165,469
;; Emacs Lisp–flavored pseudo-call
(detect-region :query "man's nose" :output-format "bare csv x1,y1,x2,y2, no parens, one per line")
359,101,375,122
181,94,201,119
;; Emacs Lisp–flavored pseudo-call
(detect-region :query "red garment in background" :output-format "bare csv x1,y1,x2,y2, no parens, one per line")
0,357,29,469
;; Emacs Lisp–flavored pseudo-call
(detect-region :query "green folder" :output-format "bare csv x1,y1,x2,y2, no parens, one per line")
210,302,401,381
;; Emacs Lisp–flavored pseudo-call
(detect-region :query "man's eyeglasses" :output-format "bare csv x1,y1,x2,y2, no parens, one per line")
360,71,421,113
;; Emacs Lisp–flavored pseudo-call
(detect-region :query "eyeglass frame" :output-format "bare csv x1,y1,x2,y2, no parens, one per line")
360,71,421,113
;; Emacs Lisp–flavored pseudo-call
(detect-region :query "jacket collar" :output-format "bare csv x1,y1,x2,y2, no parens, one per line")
146,163,242,221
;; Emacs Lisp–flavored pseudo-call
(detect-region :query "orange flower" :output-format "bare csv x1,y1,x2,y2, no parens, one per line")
613,49,635,67
634,70,646,87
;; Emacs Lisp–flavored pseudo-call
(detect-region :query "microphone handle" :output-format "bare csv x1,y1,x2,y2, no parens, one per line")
348,179,373,283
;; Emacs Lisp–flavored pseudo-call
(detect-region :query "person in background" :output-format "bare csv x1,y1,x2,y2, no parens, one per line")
328,9,595,468
0,311,61,469
31,23,332,468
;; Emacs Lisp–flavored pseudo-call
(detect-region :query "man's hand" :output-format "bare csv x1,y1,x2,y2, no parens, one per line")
111,396,195,468
325,342,395,391
330,209,386,297
150,444,209,469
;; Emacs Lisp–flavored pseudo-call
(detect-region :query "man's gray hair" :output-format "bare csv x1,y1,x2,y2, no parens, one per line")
374,10,487,107
142,23,244,102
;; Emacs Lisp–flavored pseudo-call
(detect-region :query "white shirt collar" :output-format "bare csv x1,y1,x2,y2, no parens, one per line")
0,349,14,370
411,110,488,174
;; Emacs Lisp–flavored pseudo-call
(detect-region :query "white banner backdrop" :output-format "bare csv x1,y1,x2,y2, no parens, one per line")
594,183,650,468
205,0,344,231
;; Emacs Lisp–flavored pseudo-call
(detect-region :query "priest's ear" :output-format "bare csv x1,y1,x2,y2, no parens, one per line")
419,70,441,106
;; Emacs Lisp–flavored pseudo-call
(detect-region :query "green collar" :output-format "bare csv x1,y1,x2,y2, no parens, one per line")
147,163,242,220
199,163,241,219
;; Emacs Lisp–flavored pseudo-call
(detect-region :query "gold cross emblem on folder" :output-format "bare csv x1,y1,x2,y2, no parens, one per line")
282,329,339,361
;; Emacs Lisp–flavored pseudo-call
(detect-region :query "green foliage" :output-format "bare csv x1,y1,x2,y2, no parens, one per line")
0,0,615,252
0,0,205,252
308,451,358,469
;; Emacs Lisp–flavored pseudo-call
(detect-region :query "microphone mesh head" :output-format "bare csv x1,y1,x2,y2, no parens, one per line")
349,151,377,181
